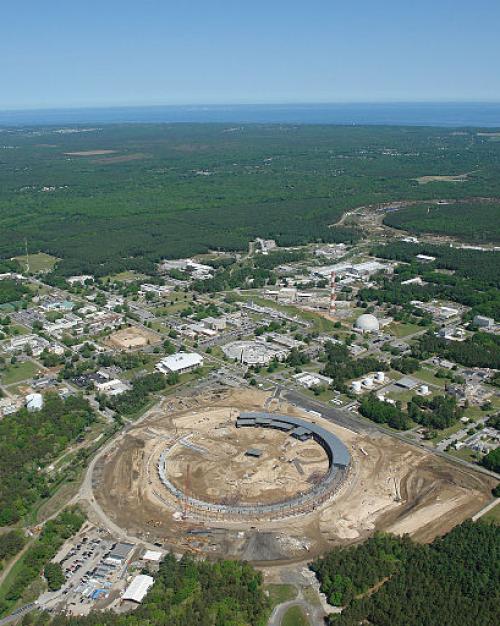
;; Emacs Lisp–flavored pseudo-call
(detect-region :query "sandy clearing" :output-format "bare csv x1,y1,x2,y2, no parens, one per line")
415,173,469,184
64,150,118,156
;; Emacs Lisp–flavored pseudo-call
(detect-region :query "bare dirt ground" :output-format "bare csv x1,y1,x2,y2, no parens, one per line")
64,150,118,156
166,409,328,505
93,388,495,564
106,326,161,350
415,173,469,184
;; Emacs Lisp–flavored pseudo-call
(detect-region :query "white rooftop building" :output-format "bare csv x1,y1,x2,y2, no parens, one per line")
354,313,380,333
156,352,203,375
294,372,333,389
122,575,154,604
95,379,130,396
142,550,163,562
67,275,94,285
26,393,44,412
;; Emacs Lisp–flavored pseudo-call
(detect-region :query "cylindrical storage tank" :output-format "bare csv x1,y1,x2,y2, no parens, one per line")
374,371,385,383
419,384,429,395
362,377,373,388
351,380,362,392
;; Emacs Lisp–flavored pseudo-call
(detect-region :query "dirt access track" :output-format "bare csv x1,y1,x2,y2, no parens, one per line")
91,388,495,564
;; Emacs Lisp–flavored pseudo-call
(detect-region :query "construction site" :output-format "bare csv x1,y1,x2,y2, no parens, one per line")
89,387,496,563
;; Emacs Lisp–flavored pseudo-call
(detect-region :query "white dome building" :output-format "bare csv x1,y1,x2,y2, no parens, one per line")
354,313,380,333
26,393,43,412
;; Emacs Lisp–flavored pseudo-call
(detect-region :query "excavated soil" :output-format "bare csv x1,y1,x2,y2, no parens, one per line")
93,388,495,563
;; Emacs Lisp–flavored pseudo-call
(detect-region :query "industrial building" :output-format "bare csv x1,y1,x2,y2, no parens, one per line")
222,340,288,365
474,315,495,328
155,352,203,375
237,412,350,467
122,574,154,604
294,372,333,389
107,542,134,565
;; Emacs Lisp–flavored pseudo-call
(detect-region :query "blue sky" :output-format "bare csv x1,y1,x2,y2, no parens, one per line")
1,0,499,109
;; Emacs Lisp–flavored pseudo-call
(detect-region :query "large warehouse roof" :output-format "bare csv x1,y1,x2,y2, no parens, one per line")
123,575,154,603
156,352,203,373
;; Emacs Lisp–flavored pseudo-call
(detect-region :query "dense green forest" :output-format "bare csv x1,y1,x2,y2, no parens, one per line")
383,201,500,243
23,553,269,626
0,279,31,305
481,447,500,473
1,124,500,276
107,372,167,417
0,531,26,569
359,393,462,430
412,332,500,369
311,520,500,626
0,508,84,617
0,394,95,524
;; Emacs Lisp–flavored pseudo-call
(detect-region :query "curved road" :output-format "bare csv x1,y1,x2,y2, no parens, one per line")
268,589,325,626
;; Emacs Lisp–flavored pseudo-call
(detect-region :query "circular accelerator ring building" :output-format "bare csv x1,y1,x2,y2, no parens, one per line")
157,411,351,520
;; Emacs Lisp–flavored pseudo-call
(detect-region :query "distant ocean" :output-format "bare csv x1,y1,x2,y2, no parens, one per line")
1,102,500,127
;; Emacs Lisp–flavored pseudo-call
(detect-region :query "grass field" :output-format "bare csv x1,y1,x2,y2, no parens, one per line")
9,324,31,336
413,367,447,388
387,322,422,338
281,605,311,626
482,502,500,524
449,447,480,463
265,584,297,608
107,270,148,282
1,359,41,385
14,252,58,273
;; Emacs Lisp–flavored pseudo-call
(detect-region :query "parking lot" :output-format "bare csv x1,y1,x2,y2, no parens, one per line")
39,527,137,617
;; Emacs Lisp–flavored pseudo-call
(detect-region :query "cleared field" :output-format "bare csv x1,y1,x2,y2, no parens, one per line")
281,605,310,626
387,322,422,338
14,252,58,273
1,360,41,385
415,174,468,184
413,367,447,388
64,150,118,156
167,418,329,505
266,584,297,608
106,326,161,350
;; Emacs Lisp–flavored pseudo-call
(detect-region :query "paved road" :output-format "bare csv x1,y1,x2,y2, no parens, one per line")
472,497,499,521
0,603,37,626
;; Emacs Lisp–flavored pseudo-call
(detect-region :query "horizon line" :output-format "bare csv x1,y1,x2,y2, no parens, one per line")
2,100,500,114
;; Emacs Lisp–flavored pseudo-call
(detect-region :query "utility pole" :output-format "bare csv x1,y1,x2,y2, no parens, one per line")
24,238,30,273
